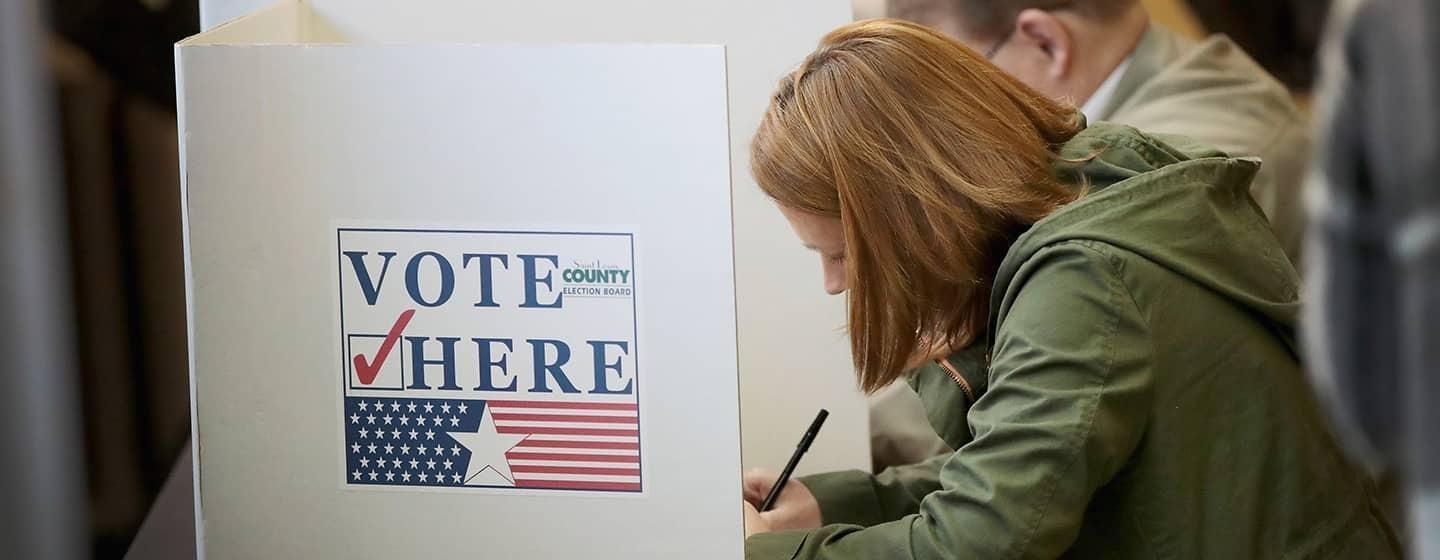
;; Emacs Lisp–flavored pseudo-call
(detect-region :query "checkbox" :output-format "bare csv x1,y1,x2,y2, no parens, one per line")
348,334,405,390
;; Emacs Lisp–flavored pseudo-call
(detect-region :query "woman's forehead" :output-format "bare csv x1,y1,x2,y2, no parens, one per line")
779,205,845,250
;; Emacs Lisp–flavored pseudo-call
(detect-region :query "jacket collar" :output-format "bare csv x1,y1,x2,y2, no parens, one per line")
1092,24,1186,120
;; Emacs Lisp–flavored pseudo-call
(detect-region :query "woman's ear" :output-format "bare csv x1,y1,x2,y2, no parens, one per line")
1013,8,1073,81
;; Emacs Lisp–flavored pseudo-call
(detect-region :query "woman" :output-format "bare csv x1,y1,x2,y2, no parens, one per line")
740,19,1399,559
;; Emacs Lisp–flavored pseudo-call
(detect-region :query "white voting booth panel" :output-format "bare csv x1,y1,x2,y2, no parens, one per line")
197,0,869,479
178,3,740,558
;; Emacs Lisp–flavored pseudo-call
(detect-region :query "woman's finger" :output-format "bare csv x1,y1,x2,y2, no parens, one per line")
742,468,777,501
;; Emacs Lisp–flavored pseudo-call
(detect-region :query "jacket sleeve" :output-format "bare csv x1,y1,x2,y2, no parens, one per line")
795,452,951,528
746,243,1153,560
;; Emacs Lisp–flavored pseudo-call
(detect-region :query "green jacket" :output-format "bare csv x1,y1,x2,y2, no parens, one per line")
865,24,1314,477
1100,25,1311,267
745,123,1400,559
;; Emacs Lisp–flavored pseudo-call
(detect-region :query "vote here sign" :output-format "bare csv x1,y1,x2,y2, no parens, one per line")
335,227,641,493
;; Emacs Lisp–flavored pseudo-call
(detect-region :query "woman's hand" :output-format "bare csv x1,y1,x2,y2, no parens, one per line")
742,501,770,538
742,467,822,536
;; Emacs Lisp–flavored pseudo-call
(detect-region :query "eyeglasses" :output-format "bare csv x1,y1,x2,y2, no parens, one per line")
982,26,1018,60
980,1,1075,60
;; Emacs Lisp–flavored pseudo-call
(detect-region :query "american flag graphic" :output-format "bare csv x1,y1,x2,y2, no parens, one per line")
492,400,641,491
343,397,641,492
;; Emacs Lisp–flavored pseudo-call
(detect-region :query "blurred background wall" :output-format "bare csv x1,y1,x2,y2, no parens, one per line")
46,0,197,556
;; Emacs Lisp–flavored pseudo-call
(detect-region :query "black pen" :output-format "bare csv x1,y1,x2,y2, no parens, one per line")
760,409,829,512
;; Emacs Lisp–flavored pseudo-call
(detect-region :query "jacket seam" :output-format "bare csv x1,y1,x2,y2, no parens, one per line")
1076,240,1148,330
1092,133,1176,172
1006,241,1126,560
1073,239,1162,558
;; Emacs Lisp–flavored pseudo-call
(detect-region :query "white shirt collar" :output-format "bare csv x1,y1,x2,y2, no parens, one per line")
1079,56,1132,123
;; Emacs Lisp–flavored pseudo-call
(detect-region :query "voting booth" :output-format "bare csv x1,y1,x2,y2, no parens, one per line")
180,0,857,556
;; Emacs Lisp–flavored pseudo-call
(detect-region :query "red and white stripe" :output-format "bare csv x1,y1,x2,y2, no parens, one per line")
491,400,641,492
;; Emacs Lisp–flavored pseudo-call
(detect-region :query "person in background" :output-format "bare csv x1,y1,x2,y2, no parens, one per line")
739,19,1397,559
1306,0,1440,555
869,0,1312,471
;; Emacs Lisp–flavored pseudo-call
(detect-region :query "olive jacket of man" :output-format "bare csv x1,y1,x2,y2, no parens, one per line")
746,123,1398,559
869,23,1314,473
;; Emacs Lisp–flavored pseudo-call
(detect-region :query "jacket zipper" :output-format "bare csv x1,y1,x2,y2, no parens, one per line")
935,358,975,403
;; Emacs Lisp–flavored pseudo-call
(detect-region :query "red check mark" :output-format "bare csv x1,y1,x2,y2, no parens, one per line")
353,309,416,385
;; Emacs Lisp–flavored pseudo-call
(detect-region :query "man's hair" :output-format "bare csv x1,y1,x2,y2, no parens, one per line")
889,0,1140,42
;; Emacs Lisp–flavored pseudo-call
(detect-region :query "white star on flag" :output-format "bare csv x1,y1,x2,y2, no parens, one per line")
446,406,525,487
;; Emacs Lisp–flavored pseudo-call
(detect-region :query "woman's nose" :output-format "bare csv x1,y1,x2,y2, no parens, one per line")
823,264,847,295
